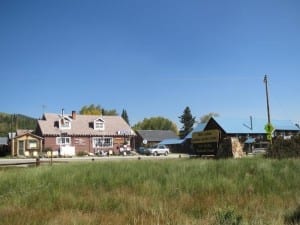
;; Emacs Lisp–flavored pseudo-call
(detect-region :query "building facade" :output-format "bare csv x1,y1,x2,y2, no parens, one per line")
11,132,43,157
36,111,136,156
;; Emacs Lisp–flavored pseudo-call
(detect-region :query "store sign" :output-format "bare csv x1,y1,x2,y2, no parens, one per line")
192,129,220,144
194,142,218,154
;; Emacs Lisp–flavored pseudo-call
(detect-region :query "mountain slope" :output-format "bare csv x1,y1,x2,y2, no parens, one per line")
0,113,37,136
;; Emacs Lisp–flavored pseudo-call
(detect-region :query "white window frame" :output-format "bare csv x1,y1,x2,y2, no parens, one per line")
94,121,105,131
93,137,113,148
59,118,71,130
94,117,105,131
27,139,38,149
56,137,71,146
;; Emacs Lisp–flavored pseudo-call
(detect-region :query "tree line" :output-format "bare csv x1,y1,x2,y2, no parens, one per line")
0,113,37,136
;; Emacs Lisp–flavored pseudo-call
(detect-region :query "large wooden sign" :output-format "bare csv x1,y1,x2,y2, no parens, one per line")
191,129,220,144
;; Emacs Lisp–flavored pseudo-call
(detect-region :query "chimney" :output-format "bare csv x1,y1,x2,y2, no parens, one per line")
72,110,76,120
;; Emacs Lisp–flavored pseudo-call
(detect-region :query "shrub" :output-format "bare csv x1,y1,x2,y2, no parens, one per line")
76,151,88,156
284,205,300,225
214,208,242,225
267,135,300,158
44,147,53,152
217,137,233,158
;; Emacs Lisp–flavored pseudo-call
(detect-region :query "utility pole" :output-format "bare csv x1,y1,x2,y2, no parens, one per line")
264,75,271,125
264,75,273,144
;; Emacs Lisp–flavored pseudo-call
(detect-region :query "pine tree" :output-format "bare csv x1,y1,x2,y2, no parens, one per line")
121,109,129,125
179,106,195,139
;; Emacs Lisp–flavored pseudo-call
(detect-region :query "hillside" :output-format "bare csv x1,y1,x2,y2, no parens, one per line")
0,112,37,136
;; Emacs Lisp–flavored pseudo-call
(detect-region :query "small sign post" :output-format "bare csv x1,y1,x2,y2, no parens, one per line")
264,123,274,143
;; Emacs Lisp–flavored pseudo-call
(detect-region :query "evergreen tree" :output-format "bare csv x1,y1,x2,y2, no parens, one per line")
121,109,129,125
0,113,37,136
179,106,195,139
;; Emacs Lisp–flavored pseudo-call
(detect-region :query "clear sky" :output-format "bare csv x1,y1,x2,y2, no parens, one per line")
1,0,300,127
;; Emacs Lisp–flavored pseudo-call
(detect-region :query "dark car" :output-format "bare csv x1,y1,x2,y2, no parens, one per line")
137,147,146,154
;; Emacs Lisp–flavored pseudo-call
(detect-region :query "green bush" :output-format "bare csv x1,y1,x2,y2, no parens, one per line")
267,135,300,158
214,208,242,225
284,205,300,225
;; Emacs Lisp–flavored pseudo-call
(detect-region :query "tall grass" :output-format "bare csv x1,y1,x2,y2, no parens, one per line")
0,158,299,225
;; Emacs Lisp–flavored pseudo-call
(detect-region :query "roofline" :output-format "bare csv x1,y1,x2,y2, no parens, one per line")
14,132,43,140
42,134,136,137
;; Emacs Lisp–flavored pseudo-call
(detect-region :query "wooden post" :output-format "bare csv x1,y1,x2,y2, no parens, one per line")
36,158,40,167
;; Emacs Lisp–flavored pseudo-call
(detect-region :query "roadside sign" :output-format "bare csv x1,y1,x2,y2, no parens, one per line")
264,123,274,133
264,123,274,142
192,129,220,144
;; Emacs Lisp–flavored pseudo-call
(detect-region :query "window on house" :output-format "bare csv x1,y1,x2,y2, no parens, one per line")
93,137,113,148
94,121,104,130
94,118,105,131
27,140,38,149
56,137,71,145
60,118,71,129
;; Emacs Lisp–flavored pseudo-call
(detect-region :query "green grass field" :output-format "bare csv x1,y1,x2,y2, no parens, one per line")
0,158,299,225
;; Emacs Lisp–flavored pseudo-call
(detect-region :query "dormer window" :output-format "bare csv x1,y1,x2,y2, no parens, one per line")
94,118,105,131
59,117,71,130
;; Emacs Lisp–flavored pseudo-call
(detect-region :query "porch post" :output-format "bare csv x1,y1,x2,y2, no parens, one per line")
11,137,14,157
40,139,43,155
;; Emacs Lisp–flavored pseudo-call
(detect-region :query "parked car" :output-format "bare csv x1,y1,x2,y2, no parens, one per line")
137,147,146,155
145,144,169,156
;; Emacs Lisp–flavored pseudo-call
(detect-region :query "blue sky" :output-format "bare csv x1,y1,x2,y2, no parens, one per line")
1,0,300,127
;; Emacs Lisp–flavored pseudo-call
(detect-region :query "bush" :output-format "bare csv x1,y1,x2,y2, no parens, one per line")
267,135,300,158
284,205,300,225
214,208,242,225
76,151,88,156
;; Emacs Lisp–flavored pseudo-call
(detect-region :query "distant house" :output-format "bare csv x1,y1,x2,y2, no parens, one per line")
204,117,300,139
135,130,178,148
36,111,136,156
11,132,43,157
188,117,300,154
0,137,9,156
163,117,300,155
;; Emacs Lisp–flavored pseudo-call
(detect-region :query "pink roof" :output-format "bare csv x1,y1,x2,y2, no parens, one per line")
38,113,135,136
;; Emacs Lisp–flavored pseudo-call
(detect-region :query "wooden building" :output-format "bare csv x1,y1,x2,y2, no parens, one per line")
11,132,43,157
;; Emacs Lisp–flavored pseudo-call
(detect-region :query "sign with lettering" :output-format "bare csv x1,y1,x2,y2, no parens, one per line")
74,138,86,146
192,129,220,144
194,142,218,154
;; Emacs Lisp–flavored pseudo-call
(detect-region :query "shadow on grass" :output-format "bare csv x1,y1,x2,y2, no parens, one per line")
284,205,300,225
